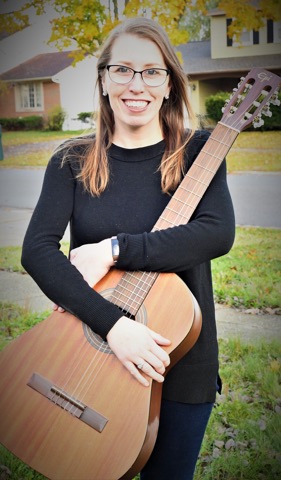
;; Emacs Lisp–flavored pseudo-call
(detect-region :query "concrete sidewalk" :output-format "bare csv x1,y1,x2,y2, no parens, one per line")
0,270,280,343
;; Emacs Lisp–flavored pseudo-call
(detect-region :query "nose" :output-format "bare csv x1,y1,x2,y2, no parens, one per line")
128,72,145,92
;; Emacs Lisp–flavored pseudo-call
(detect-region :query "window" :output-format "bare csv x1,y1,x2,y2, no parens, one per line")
233,28,254,46
274,21,281,43
226,18,259,47
268,20,281,43
15,82,43,112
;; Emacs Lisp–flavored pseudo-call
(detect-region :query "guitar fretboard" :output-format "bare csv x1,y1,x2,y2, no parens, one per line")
110,123,239,316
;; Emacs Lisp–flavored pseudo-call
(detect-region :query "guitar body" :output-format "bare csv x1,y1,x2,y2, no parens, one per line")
0,269,201,480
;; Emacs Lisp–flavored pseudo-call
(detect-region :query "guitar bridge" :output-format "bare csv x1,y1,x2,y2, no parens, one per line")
27,372,108,433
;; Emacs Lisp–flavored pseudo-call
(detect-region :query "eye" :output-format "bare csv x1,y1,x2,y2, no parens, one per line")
115,66,132,73
145,69,161,76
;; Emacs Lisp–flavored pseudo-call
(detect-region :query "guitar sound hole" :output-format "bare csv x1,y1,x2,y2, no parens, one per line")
83,288,148,353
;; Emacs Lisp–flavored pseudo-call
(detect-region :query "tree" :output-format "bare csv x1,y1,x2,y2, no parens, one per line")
0,0,280,63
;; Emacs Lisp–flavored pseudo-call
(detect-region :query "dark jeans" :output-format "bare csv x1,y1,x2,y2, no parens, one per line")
140,399,213,480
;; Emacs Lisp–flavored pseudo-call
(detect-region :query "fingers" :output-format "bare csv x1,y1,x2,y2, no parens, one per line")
124,360,165,387
147,332,171,368
106,317,171,387
53,303,65,313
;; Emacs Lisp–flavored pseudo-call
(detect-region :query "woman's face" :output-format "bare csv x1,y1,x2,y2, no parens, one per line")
102,33,170,137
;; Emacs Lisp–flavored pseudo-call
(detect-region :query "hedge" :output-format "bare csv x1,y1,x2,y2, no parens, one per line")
205,91,281,131
0,116,44,131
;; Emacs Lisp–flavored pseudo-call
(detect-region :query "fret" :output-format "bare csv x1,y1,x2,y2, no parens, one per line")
183,174,209,186
112,121,240,313
163,204,194,216
112,286,146,301
199,150,226,163
202,136,232,148
218,121,240,133
111,271,158,313
177,186,202,198
191,161,215,174
158,216,177,226
111,294,142,311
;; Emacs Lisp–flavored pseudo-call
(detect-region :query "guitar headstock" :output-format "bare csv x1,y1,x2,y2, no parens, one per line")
221,67,280,132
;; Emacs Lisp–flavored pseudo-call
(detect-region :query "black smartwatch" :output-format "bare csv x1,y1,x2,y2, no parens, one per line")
111,236,119,263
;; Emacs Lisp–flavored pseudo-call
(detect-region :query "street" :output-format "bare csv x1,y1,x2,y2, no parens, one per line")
0,168,280,247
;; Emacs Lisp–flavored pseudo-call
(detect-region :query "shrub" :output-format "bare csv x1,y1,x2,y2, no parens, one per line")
46,105,66,131
205,92,230,123
0,116,44,131
205,91,281,131
77,112,92,123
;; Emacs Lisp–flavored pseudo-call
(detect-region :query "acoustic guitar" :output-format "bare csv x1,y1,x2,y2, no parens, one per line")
0,67,280,480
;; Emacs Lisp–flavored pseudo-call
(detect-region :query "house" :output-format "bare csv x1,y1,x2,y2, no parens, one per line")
177,8,281,123
0,51,98,130
0,6,280,130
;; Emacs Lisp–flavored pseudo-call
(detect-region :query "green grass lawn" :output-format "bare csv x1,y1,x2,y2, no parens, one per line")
212,227,281,311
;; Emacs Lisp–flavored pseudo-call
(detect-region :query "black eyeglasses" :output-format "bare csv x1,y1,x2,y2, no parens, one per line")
106,65,170,87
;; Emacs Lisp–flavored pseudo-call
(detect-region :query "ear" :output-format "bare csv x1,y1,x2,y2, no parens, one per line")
101,74,107,95
164,86,171,100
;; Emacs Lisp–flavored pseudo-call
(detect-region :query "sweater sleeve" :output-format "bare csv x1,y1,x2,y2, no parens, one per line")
116,151,235,273
21,152,124,339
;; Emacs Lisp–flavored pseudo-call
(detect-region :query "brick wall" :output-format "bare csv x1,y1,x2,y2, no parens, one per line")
0,81,61,122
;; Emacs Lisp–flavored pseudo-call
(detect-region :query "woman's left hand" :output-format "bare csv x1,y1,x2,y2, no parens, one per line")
70,239,114,287
53,238,114,312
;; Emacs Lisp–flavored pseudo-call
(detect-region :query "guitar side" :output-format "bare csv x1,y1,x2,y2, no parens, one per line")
0,270,201,480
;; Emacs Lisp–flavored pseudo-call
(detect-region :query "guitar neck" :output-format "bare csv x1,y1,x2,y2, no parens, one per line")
110,123,239,317
109,67,280,318
153,122,239,230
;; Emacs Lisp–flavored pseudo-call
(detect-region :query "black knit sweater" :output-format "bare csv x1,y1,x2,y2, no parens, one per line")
22,130,235,403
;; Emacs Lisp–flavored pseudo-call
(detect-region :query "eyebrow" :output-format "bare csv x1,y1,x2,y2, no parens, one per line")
111,61,165,68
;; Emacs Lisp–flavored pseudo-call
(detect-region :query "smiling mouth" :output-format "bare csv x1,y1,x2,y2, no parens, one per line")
123,100,149,109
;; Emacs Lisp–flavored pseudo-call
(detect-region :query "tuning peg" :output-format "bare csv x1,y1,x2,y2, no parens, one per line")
262,103,272,117
221,99,230,112
270,90,280,106
253,114,264,128
228,88,237,100
237,77,245,87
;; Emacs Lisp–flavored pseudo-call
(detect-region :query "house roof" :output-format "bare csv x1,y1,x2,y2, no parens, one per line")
1,41,280,83
177,41,281,79
0,51,74,81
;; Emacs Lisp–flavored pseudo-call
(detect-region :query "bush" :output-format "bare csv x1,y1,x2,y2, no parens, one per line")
0,116,44,131
205,92,231,123
77,111,97,127
205,91,281,131
77,112,92,123
46,105,66,131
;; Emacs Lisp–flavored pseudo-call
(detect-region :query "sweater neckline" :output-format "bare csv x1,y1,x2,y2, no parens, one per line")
109,139,165,162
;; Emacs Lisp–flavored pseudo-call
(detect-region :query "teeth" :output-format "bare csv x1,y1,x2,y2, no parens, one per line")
125,100,148,107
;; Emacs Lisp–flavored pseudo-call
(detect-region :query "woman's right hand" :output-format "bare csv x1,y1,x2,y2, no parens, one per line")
106,316,171,387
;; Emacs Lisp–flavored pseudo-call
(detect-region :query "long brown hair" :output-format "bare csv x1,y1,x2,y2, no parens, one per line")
67,17,196,196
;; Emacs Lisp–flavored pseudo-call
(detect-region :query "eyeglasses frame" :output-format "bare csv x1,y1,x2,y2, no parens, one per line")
106,65,170,87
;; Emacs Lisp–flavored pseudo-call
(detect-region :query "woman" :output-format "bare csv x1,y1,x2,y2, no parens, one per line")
22,17,235,479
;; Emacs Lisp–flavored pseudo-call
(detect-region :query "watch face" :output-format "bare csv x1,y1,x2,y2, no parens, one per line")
111,238,119,261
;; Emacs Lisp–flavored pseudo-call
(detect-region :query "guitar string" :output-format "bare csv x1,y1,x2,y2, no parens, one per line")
48,324,98,407
56,109,241,412
56,119,237,413
55,78,274,413
65,271,157,413
63,120,237,411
